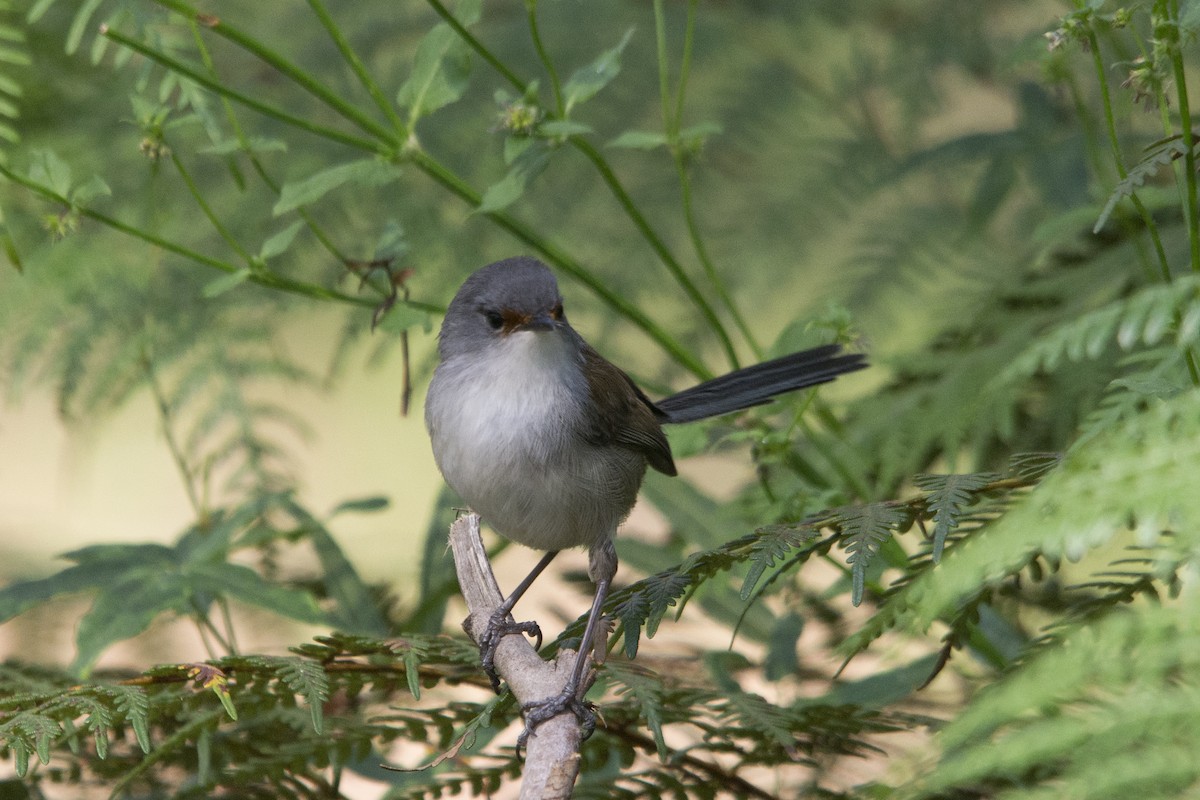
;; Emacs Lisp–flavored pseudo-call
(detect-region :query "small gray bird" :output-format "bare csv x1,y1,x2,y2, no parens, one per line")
425,256,866,740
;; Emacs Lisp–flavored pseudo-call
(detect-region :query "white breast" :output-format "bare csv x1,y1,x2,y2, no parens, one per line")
425,331,645,551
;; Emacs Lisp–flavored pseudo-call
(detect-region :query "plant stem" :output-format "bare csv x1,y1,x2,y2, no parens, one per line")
525,2,564,115
144,352,204,517
425,0,527,91
1166,2,1200,274
306,0,409,137
169,149,251,262
570,137,740,369
186,18,351,267
0,163,376,307
1084,26,1172,285
101,26,384,154
424,0,738,371
151,0,400,147
655,0,760,358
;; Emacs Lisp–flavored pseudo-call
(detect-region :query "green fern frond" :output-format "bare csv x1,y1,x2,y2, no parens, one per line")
265,657,330,734
740,522,821,601
605,661,669,759
1094,136,1192,233
837,502,905,606
845,388,1200,659
911,603,1200,800
914,471,1000,562
1000,275,1200,383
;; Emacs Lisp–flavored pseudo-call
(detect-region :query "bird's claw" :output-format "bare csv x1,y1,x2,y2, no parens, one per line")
479,608,543,693
515,686,597,756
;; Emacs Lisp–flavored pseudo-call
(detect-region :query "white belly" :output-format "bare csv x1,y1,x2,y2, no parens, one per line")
425,331,645,551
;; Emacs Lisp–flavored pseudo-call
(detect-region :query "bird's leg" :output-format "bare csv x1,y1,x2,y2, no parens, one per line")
479,549,559,693
517,540,616,748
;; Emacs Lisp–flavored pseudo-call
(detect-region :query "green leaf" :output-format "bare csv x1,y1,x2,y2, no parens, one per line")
199,137,288,155
1094,137,1190,233
274,657,330,734
562,28,635,114
678,121,722,147
258,221,304,260
914,472,999,562
837,503,904,607
764,612,804,681
274,159,401,216
27,150,72,197
608,129,668,150
397,26,471,124
201,268,252,299
0,545,175,623
396,0,481,124
308,527,389,635
615,587,651,658
71,571,191,675
111,686,152,753
476,142,551,214
817,653,941,708
71,175,110,205
330,496,391,515
410,486,462,635
65,0,104,55
740,523,821,601
186,562,328,625
537,120,593,138
373,219,408,261
276,494,389,634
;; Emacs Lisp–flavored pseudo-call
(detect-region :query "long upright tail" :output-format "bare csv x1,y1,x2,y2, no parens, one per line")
654,344,866,424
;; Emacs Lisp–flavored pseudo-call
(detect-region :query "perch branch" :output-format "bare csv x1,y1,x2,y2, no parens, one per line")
448,513,585,799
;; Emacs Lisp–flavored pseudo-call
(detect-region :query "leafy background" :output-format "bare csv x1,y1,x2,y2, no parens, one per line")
2,0,1199,798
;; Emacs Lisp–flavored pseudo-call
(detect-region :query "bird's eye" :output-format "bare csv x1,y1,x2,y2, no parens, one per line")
550,303,564,320
483,309,504,330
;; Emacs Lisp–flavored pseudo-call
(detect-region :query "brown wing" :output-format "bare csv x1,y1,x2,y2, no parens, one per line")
581,345,677,476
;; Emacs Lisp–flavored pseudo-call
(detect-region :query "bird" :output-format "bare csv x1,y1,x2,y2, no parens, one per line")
424,255,866,742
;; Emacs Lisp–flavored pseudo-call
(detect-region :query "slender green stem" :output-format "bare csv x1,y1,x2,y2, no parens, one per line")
306,0,409,137
571,137,740,368
190,17,351,265
151,0,400,148
170,149,251,261
655,0,760,358
653,0,675,137
673,0,696,136
525,2,564,115
102,26,384,154
1167,5,1200,274
423,0,737,371
217,598,241,655
1085,26,1173,284
425,0,527,92
0,163,377,307
145,353,204,517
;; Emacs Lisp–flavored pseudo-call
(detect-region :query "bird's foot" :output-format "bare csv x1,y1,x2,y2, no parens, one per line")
478,608,543,694
516,684,597,754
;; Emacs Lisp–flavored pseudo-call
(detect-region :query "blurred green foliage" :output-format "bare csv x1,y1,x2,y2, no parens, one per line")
1,0,1200,797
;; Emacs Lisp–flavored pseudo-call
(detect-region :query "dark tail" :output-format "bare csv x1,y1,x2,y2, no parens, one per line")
654,344,866,424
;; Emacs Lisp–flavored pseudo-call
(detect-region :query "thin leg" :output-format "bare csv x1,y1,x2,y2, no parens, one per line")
516,576,613,749
479,550,559,693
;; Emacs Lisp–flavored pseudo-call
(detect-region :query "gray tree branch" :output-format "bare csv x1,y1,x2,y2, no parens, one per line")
448,513,584,799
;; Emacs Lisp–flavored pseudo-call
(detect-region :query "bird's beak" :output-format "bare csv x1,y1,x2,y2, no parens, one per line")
519,312,557,332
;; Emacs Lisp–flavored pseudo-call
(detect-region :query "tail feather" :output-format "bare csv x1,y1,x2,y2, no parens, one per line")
655,344,866,424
